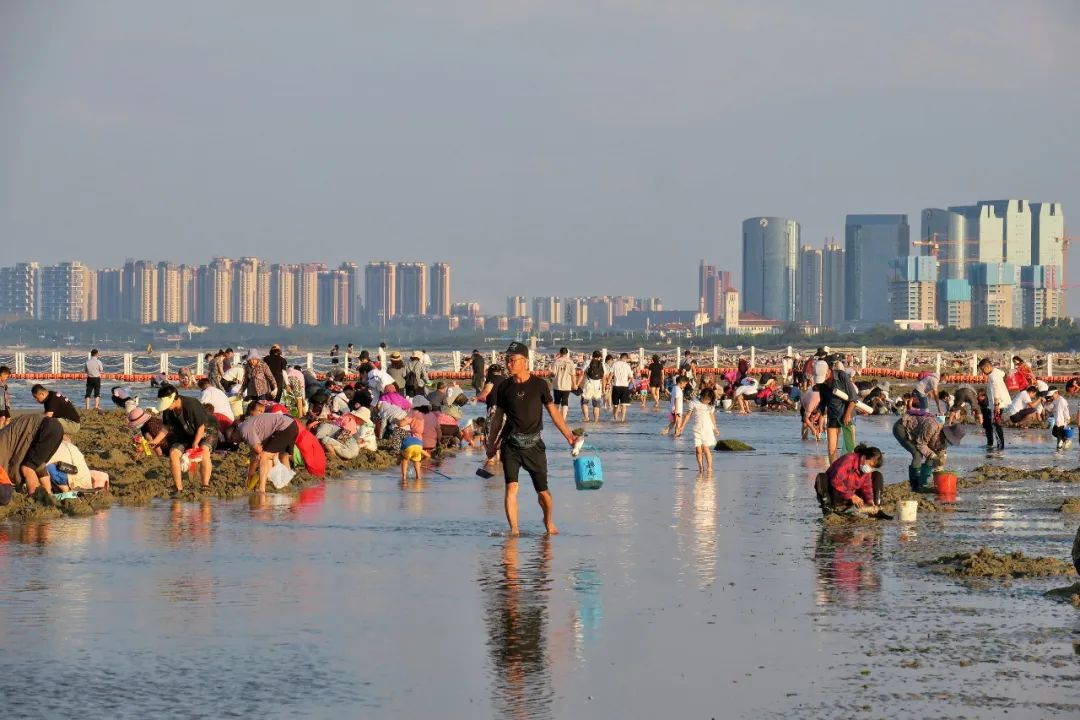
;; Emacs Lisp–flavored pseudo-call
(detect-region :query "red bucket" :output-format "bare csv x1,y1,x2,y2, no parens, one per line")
934,471,957,496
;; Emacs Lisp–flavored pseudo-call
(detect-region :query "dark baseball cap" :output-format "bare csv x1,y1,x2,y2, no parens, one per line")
506,341,529,358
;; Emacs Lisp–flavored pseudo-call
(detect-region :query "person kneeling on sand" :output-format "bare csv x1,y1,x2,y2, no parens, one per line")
0,414,65,504
814,444,884,516
157,384,219,495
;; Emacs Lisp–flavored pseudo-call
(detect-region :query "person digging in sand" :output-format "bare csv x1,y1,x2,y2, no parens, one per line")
814,444,886,517
486,341,577,536
157,384,218,495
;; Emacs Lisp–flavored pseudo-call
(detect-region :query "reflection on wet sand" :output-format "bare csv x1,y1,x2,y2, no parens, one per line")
168,499,213,546
673,476,718,589
813,525,883,608
480,536,554,720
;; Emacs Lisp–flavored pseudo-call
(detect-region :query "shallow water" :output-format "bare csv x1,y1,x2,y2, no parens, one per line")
1,408,1078,718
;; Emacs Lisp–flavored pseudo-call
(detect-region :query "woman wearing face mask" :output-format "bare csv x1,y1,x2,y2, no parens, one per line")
815,444,884,514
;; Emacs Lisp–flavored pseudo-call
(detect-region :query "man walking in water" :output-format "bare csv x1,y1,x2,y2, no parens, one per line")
487,342,577,536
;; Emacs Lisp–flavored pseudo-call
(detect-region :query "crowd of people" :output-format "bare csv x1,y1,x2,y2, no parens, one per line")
2,344,1080,548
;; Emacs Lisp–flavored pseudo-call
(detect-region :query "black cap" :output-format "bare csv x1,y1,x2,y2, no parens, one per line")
814,347,828,358
506,341,529,358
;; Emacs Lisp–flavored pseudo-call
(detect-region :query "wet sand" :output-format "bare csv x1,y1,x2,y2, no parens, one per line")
0,409,1078,718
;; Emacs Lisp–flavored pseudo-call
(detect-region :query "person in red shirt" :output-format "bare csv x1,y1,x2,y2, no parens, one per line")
814,444,884,515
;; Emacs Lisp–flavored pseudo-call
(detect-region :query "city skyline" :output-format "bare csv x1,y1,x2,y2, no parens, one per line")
2,3,1078,314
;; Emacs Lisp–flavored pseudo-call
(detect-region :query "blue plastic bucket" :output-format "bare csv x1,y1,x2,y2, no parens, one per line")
573,455,603,490
1065,427,1075,440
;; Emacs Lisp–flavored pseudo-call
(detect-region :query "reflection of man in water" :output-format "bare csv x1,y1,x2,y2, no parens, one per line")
482,536,553,719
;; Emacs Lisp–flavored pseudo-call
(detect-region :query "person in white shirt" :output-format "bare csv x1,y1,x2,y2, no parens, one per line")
609,353,635,422
980,357,1010,450
551,348,577,419
661,375,690,435
1006,385,1043,427
85,348,104,410
675,387,719,473
1046,387,1072,449
197,378,234,421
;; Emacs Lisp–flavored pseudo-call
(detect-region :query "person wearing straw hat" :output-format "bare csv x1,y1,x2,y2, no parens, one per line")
386,351,408,391
486,341,577,536
128,406,168,456
893,412,965,491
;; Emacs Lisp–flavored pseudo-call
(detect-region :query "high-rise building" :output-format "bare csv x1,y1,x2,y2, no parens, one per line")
698,261,730,321
844,214,910,324
565,297,588,327
123,260,157,324
396,262,427,317
96,267,124,321
318,267,351,326
254,263,271,326
797,246,823,326
39,261,91,322
612,296,636,318
742,217,799,321
271,264,297,328
364,261,396,327
532,296,562,326
822,242,845,328
429,262,451,317
969,262,1019,328
888,256,938,323
921,208,967,280
450,301,481,318
722,288,740,333
0,262,39,318
638,297,663,312
979,199,1032,267
1020,265,1060,328
202,257,234,325
586,296,613,328
507,296,529,318
948,203,1003,266
234,257,261,325
937,279,972,329
295,263,323,326
158,262,182,324
1031,202,1065,268
83,271,97,321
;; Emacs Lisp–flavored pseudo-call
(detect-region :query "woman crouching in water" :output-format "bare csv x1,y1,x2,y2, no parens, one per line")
814,444,884,515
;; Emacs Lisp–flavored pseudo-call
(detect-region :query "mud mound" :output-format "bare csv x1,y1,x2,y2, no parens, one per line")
715,439,754,452
1058,498,1080,513
879,481,949,513
3,410,400,512
969,464,1080,484
0,490,113,523
924,548,1075,580
1045,582,1080,607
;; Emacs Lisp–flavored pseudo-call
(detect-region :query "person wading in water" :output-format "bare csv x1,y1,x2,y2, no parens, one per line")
486,342,576,536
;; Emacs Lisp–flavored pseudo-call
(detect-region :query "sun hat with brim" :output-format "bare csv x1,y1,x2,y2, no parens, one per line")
156,392,177,414
390,351,402,361
411,350,421,358
411,395,430,409
942,424,966,445
247,349,261,360
127,407,151,429
350,406,371,423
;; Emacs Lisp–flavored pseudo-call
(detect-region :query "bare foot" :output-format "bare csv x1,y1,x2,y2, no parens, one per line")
508,526,521,537
545,522,559,535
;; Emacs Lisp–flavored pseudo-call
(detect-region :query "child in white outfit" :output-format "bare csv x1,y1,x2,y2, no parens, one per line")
1046,388,1071,450
676,387,718,473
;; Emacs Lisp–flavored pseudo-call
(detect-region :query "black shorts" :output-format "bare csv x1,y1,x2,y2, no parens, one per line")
263,421,299,454
85,377,101,398
826,416,844,429
611,386,631,406
1010,407,1037,424
501,439,548,493
22,417,65,472
553,389,571,406
169,431,220,456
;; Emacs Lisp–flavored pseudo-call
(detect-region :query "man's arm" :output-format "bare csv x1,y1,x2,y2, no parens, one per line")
545,401,576,446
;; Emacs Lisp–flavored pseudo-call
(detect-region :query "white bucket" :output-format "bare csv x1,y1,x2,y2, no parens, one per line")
898,500,918,523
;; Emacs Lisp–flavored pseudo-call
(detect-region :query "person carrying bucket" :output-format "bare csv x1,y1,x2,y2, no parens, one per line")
892,410,965,491
486,342,577,536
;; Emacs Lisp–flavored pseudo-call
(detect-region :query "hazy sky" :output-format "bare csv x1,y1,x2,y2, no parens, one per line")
2,1,1079,313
